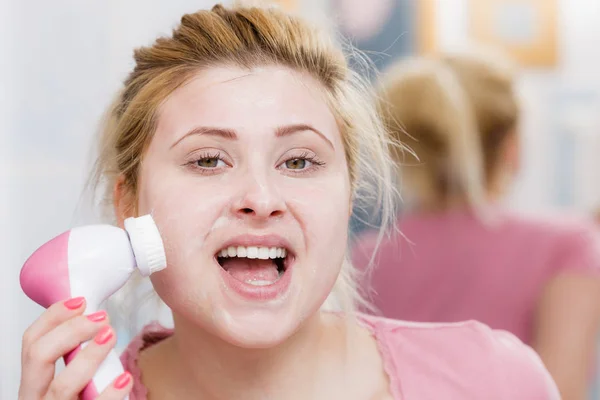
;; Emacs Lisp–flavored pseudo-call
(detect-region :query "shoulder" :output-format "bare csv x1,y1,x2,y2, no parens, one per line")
528,212,600,272
361,315,560,399
495,210,600,274
120,322,173,364
501,208,598,241
120,322,174,399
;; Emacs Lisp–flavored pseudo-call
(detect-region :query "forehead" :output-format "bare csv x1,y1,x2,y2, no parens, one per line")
156,65,340,143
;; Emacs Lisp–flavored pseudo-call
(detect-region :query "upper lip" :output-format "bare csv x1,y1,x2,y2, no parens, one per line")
215,234,294,256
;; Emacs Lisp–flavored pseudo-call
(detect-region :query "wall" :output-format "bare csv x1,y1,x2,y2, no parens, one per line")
1,1,17,396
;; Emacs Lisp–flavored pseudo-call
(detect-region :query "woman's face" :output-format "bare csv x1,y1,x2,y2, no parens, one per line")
132,66,351,347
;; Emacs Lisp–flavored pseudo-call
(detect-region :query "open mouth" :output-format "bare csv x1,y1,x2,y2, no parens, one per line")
216,246,289,287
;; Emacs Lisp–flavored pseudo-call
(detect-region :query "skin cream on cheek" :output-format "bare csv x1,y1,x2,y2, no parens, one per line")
209,216,230,234
145,193,234,277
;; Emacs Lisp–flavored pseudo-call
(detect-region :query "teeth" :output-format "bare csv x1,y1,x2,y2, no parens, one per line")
217,246,288,259
269,247,277,258
247,246,258,259
246,279,276,286
258,247,269,259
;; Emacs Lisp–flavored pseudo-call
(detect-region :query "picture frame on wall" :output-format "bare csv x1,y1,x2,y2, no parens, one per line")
468,0,558,67
416,0,558,67
416,0,437,55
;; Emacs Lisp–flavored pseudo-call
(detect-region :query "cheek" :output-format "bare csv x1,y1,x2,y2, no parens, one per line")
285,175,350,308
136,168,230,273
284,170,351,265
137,172,236,312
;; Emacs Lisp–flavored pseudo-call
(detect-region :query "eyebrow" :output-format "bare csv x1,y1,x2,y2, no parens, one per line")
170,123,334,149
275,124,333,149
170,126,237,149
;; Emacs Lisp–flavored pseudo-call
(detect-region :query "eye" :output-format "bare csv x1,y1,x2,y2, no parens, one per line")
185,151,230,174
284,158,308,170
279,151,325,174
196,157,226,168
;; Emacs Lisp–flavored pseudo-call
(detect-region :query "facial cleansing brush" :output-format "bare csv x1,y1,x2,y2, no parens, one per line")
20,215,166,399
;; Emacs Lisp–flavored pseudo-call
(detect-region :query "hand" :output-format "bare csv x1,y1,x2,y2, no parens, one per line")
19,297,133,399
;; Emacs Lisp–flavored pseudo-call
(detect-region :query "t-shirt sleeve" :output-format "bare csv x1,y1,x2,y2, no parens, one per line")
489,329,561,400
552,218,600,276
367,317,561,399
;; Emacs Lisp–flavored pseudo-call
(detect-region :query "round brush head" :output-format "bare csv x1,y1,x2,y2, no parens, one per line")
124,215,167,276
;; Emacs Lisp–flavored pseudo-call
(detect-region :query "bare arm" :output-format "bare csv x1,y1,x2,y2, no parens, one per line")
532,272,600,400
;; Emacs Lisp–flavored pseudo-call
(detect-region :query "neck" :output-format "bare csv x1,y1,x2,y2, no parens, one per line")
486,184,505,204
409,180,506,215
149,311,343,400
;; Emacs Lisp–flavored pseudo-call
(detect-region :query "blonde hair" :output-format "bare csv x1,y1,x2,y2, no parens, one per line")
89,3,397,329
380,51,519,209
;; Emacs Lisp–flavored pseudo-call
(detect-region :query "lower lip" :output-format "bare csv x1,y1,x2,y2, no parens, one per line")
216,259,293,301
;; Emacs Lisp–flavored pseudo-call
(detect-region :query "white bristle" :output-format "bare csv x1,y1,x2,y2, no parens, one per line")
124,215,167,276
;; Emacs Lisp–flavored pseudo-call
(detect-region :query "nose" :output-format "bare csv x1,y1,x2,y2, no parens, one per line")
231,175,287,221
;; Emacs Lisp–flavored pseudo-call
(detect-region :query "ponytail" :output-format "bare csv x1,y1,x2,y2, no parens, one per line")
379,58,485,209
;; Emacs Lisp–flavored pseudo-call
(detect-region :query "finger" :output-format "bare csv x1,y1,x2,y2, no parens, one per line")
96,372,133,400
19,297,87,399
46,325,117,400
21,311,109,398
22,297,87,353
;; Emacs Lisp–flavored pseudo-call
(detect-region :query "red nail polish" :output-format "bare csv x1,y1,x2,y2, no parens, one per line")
86,311,107,322
94,326,113,345
114,372,132,390
64,297,85,310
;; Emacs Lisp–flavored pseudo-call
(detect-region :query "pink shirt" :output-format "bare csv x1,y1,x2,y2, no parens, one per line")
120,314,558,399
352,207,600,344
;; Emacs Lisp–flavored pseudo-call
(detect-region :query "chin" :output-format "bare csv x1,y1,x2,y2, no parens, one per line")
205,258,330,348
208,263,316,348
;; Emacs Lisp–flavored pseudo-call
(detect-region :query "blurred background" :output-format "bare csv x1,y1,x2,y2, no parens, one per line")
1,0,599,398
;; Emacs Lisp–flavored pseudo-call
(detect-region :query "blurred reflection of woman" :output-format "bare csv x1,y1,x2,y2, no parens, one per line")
353,52,600,400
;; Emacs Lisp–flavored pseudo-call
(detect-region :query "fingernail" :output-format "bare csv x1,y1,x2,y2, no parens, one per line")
94,326,113,345
86,311,107,323
114,371,132,390
64,297,85,310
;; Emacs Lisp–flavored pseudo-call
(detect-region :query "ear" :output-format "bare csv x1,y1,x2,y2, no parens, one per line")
113,175,136,229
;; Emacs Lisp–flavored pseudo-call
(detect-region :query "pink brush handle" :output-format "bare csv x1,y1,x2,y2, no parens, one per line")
64,346,126,400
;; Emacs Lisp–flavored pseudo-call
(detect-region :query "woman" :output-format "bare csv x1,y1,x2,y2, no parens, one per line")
19,5,557,399
353,53,600,400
